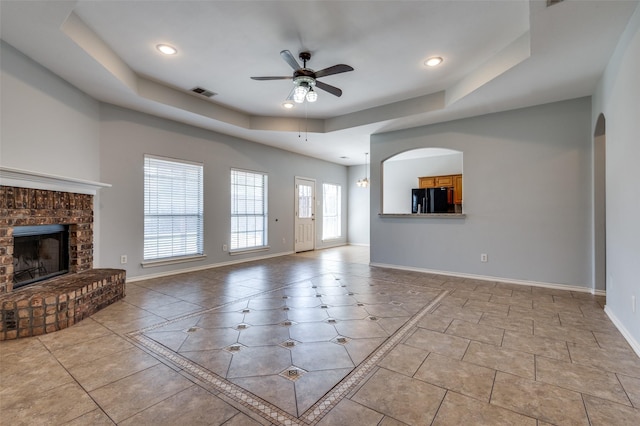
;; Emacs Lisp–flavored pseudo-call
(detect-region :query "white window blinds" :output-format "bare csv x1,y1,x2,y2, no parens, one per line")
231,169,268,250
144,155,203,261
322,183,342,240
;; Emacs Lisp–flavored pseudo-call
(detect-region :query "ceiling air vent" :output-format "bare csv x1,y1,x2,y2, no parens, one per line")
191,87,217,98
546,0,564,7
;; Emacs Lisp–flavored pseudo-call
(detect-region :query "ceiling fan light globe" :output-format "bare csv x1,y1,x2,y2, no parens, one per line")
294,85,308,103
306,89,318,102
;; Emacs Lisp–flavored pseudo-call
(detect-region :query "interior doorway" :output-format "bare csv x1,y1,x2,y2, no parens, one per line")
295,177,315,252
594,113,606,292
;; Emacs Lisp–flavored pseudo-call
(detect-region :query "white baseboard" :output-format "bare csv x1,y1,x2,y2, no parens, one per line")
604,306,640,358
126,251,295,283
369,262,606,296
318,241,348,249
347,243,370,247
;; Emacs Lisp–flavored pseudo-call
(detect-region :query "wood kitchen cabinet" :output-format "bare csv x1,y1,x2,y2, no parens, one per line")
453,175,462,204
436,176,453,186
418,174,463,205
418,177,436,188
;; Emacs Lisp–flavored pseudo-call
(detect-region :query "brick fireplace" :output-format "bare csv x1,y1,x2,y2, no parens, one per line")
0,175,125,340
0,186,95,292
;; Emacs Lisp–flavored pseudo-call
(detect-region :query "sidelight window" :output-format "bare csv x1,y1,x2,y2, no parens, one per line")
322,183,342,240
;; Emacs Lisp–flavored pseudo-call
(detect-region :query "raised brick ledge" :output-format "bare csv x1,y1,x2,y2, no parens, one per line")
0,269,126,340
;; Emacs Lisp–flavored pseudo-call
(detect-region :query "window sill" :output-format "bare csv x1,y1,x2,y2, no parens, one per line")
141,254,207,268
229,246,270,256
378,213,466,219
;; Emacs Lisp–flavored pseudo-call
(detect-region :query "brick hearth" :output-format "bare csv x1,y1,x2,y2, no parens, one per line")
0,185,125,340
0,269,125,340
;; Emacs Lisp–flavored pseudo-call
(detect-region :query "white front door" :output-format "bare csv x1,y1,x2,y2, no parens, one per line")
295,177,315,252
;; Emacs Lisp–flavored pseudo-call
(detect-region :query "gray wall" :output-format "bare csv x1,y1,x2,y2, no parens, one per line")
98,105,348,279
371,97,594,288
0,40,105,264
347,164,370,245
593,5,640,350
0,41,101,181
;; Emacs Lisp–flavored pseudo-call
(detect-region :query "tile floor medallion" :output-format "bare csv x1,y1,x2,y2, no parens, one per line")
128,273,447,425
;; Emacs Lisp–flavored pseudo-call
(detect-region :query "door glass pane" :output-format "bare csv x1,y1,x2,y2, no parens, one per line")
298,184,313,218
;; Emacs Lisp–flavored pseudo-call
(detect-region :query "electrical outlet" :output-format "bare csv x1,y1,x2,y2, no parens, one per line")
481,253,488,263
120,255,127,264
282,237,286,244
633,295,636,313
222,244,228,252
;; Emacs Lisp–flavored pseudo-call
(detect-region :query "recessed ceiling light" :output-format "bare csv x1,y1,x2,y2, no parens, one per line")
282,101,295,109
156,44,177,55
424,56,443,67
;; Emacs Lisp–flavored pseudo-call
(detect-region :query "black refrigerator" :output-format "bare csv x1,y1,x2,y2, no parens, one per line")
412,188,428,213
412,188,452,213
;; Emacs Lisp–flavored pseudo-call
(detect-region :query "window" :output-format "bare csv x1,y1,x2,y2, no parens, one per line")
144,155,203,261
298,184,313,219
231,169,268,251
322,183,341,240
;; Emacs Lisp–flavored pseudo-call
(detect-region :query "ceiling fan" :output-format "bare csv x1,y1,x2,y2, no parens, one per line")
250,50,354,104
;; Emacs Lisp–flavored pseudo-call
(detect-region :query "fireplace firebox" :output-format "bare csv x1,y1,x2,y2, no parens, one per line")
12,225,69,288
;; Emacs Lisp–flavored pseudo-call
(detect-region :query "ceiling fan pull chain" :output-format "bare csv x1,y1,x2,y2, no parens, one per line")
305,103,309,142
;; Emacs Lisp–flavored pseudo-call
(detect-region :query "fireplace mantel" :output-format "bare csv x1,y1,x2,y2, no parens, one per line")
0,166,111,195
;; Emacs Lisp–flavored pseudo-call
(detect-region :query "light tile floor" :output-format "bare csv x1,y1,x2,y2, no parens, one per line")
2,246,640,425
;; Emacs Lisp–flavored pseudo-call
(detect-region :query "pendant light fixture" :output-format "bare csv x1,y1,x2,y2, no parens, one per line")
356,153,369,188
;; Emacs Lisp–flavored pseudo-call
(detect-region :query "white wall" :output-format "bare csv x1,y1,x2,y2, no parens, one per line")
0,41,100,181
593,4,640,352
348,164,370,245
98,105,348,279
383,153,462,214
371,97,594,288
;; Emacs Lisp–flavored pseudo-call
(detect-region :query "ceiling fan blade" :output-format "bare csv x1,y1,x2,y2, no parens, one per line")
250,76,293,80
315,81,343,97
280,50,301,70
315,64,354,78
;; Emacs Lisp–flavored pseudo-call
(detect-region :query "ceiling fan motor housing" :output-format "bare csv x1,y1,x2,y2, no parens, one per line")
293,70,316,87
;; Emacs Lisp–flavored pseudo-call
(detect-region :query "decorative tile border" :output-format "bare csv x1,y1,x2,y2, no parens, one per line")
128,277,448,425
301,290,448,424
